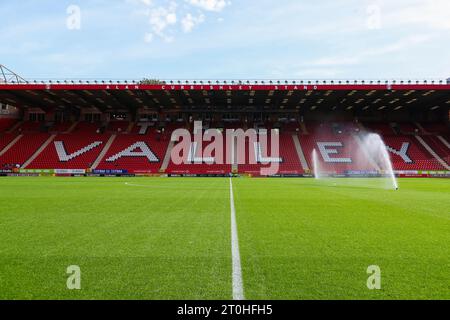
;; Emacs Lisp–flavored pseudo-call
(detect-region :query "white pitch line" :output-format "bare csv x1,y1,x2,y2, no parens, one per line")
229,177,245,300
124,182,149,187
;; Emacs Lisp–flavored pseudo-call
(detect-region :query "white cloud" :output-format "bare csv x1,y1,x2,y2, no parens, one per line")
144,32,154,43
148,4,177,33
140,0,153,5
167,12,177,24
377,0,450,30
141,2,177,42
185,0,230,12
130,0,230,42
181,13,205,33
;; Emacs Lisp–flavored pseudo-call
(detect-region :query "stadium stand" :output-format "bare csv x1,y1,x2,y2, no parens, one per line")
51,121,74,133
0,82,449,176
165,129,232,175
166,142,232,175
276,133,304,175
0,133,50,168
107,121,130,133
396,123,419,134
0,120,448,174
237,132,303,176
0,118,17,132
0,133,17,154
419,135,450,165
420,122,449,134
95,130,168,174
17,121,44,133
72,122,103,134
299,133,373,174
364,122,395,135
26,133,110,169
382,135,445,171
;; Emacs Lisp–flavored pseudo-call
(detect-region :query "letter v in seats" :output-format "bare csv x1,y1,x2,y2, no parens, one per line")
55,141,103,162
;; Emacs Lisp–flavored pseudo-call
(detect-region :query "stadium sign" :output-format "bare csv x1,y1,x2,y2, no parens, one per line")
19,169,54,174
345,170,380,176
54,169,86,174
92,169,128,175
159,84,319,91
2,83,450,91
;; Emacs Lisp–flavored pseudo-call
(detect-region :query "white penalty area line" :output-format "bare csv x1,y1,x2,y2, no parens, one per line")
229,177,245,300
124,182,150,188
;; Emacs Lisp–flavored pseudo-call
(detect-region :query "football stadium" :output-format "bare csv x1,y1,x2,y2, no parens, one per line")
0,67,449,300
0,1,449,308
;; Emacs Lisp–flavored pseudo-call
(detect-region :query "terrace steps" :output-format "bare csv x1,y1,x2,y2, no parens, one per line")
0,134,23,157
292,134,309,171
7,121,23,133
299,122,308,135
415,135,450,170
22,134,57,168
160,140,175,172
91,134,117,170
437,136,450,149
65,121,79,134
414,122,427,134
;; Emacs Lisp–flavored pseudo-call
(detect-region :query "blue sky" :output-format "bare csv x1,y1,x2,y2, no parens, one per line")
1,0,449,80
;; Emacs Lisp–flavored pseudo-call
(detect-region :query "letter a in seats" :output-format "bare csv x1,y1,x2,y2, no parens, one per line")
106,142,159,162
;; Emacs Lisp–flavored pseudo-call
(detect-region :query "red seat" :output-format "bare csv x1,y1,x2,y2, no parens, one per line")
166,130,232,175
0,118,18,132
382,135,445,171
0,133,50,167
299,133,373,175
238,133,303,176
27,133,110,169
96,130,168,174
0,133,16,152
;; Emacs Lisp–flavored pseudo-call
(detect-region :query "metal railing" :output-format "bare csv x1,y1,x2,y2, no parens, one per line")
2,78,449,85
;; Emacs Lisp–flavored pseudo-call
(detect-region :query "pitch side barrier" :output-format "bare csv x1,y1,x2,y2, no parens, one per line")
2,170,449,178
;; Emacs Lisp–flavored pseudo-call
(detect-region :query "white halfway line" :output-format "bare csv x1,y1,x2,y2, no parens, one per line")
229,177,245,300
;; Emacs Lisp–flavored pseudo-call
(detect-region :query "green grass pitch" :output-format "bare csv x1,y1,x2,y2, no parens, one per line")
0,177,448,300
